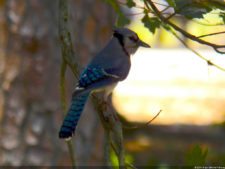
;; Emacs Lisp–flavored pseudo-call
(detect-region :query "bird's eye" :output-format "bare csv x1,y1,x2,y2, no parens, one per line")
129,35,138,42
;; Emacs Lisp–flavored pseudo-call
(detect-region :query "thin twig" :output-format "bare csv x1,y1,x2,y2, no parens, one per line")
198,31,225,38
160,6,171,13
144,0,225,54
166,25,225,72
165,12,176,21
123,110,162,130
191,19,225,26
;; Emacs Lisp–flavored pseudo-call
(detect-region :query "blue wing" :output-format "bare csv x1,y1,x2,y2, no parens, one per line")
59,66,120,139
73,66,120,96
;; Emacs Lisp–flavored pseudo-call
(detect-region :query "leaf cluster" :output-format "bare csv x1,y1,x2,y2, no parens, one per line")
105,0,225,34
167,0,225,19
185,144,208,165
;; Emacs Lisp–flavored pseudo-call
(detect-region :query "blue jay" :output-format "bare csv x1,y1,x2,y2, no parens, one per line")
59,28,150,139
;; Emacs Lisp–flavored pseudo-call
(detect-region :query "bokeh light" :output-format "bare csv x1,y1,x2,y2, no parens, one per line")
112,48,225,125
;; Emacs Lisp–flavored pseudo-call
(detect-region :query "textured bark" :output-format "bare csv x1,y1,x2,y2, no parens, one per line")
0,0,115,166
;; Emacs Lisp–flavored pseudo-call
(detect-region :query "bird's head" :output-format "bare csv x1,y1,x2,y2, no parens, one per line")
113,27,150,55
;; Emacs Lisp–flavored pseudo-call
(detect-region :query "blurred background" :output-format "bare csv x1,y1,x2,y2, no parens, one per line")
0,0,225,167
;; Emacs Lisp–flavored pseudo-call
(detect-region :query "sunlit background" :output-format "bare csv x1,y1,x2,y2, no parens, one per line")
113,49,225,125
1,0,225,166
112,0,225,126
109,2,225,166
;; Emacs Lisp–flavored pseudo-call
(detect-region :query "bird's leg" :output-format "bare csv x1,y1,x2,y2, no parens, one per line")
112,110,119,121
102,103,114,125
101,99,108,113
103,94,119,122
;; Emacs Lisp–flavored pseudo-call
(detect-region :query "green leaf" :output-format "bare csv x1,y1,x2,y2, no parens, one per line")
173,0,191,8
173,0,212,18
143,8,149,15
166,0,176,7
126,0,136,8
219,13,225,23
142,15,161,34
166,0,225,19
205,0,225,11
116,14,130,27
181,5,211,18
185,145,208,166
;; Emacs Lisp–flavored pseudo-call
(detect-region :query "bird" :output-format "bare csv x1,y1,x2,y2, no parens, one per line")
59,27,150,140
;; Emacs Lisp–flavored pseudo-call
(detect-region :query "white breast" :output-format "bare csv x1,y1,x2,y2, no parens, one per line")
92,83,118,101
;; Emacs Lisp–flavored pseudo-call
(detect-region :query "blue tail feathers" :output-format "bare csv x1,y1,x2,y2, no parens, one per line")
59,93,89,139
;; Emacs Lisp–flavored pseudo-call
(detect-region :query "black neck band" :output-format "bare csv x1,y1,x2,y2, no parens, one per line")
113,32,130,57
113,32,124,47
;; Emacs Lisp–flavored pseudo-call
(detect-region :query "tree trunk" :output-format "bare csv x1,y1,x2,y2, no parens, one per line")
0,0,115,166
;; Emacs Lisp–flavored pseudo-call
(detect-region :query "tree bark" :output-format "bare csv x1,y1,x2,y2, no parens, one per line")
0,0,115,165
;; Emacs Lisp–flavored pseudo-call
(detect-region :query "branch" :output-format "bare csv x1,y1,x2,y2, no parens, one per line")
60,60,67,112
59,0,79,79
165,12,177,21
91,94,126,168
58,0,77,168
104,132,112,167
144,0,225,54
166,25,225,72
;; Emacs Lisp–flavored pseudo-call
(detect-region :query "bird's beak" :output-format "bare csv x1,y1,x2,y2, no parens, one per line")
138,40,151,48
